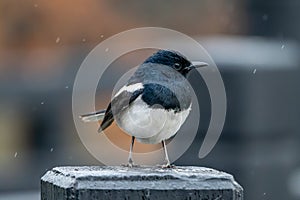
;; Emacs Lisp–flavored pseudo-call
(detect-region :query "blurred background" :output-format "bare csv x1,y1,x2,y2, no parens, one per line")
0,0,300,199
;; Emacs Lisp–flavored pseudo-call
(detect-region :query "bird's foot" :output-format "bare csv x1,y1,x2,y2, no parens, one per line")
122,159,140,168
122,163,140,168
159,163,176,169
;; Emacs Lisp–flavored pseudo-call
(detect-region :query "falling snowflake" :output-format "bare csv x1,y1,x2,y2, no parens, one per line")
281,45,285,49
34,4,38,8
82,38,86,42
56,37,60,43
105,48,109,52
50,148,54,152
14,152,18,158
253,69,257,74
100,35,104,38
41,102,44,105
65,86,69,89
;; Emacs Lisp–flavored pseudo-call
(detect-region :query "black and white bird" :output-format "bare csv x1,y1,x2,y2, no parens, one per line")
80,50,207,167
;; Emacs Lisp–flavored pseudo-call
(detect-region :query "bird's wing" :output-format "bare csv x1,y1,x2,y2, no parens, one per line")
99,88,144,132
80,110,106,122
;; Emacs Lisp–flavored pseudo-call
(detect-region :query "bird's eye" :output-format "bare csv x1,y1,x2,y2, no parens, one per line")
174,63,181,70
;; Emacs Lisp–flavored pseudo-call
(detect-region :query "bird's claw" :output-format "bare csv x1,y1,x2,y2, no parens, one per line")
122,160,140,168
122,163,140,168
160,163,176,169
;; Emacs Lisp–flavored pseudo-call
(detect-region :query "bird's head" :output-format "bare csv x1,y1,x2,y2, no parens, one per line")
143,50,208,76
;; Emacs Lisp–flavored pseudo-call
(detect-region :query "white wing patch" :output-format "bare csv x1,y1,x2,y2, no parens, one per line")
114,83,144,97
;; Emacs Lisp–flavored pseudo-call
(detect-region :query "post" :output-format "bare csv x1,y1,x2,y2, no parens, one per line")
41,166,243,200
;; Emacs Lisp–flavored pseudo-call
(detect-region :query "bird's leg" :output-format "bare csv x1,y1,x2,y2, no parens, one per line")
127,136,135,167
161,140,174,168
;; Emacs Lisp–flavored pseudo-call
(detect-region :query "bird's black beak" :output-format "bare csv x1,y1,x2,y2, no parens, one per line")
189,61,208,69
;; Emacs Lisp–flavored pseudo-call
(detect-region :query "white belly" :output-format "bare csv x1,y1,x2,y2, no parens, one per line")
115,97,191,144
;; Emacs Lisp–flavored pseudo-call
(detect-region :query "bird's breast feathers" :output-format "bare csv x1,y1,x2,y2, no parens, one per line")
115,96,191,144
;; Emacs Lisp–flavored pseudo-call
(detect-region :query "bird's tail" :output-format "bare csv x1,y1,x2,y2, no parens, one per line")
79,110,106,122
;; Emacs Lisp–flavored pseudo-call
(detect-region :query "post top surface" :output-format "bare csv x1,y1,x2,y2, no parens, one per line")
41,166,243,191
52,166,232,180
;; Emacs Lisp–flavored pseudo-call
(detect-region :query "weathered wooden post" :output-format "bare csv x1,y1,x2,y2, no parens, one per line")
41,166,243,200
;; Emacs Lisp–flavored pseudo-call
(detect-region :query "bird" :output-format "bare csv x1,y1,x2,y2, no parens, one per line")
80,50,208,167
